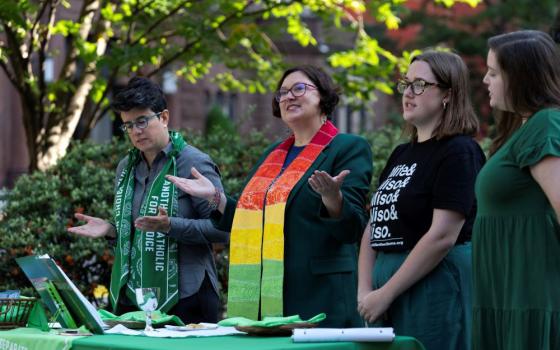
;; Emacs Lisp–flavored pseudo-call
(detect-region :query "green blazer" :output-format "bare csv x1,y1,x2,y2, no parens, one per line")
216,133,373,327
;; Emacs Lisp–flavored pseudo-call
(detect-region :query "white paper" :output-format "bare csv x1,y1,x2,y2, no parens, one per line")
105,325,245,338
164,323,219,331
292,328,395,342
105,324,142,335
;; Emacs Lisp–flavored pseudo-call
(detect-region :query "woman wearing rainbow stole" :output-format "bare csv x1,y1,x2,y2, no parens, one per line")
168,65,372,327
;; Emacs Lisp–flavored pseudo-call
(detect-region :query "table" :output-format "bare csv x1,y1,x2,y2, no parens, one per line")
1,328,425,350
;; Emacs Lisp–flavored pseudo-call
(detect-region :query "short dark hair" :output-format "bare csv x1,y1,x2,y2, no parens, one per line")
112,76,167,113
404,50,479,140
272,65,340,119
487,30,560,154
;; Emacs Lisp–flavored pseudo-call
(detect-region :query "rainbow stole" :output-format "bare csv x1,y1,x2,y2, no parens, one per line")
227,121,338,319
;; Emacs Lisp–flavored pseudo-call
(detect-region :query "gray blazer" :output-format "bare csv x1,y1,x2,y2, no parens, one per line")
115,142,229,300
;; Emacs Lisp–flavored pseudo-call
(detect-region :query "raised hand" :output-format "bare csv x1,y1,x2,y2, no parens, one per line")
308,170,350,218
166,167,215,201
308,169,350,199
135,207,170,233
67,213,114,239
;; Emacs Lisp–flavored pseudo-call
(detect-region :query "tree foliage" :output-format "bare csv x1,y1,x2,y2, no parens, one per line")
0,0,479,172
390,0,559,134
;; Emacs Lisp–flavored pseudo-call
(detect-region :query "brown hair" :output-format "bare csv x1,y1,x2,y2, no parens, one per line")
404,50,479,140
487,30,560,155
272,65,340,119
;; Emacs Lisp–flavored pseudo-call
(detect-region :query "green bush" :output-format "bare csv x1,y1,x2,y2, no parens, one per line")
205,105,236,137
0,138,129,299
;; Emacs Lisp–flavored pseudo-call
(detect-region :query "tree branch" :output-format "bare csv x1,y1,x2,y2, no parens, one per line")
0,57,21,93
146,0,299,77
58,0,100,83
37,1,60,130
130,0,197,46
49,0,111,136
26,0,52,58
2,21,40,138
54,0,102,130
80,65,120,139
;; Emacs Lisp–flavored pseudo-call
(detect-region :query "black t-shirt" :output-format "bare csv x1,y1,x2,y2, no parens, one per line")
369,135,485,252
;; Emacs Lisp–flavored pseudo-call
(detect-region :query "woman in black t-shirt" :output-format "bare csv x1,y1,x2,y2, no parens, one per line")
357,51,485,350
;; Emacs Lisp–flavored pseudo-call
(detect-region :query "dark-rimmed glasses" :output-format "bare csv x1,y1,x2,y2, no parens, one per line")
397,79,441,95
120,112,162,133
275,82,317,102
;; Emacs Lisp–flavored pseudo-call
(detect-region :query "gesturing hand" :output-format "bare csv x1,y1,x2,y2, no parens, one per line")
135,207,170,233
308,169,350,199
166,167,215,201
67,213,114,239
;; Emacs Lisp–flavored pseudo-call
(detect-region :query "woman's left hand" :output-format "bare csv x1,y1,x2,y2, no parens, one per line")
357,287,394,323
308,169,350,199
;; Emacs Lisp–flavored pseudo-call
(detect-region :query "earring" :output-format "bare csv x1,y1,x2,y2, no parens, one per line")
321,116,327,124
442,101,448,110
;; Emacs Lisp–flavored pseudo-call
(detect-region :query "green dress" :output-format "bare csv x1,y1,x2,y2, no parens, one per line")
472,108,560,349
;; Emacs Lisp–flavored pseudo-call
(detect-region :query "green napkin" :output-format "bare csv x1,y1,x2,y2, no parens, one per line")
218,313,326,327
98,309,185,326
26,301,50,331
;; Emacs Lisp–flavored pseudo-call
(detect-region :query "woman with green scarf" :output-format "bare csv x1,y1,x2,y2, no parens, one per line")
68,77,228,324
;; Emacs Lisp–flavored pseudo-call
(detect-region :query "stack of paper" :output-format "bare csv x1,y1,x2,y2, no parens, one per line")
292,327,395,342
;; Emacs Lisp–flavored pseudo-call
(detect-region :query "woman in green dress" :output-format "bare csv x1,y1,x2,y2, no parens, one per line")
473,30,560,349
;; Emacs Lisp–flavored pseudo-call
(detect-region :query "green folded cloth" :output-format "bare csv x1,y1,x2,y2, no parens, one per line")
218,313,326,327
27,302,50,331
98,309,185,326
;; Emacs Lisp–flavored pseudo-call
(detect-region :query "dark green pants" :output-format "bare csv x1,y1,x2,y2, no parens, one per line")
371,243,472,350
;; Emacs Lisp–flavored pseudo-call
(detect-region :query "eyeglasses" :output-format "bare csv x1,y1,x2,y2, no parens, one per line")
119,112,162,133
274,82,318,102
397,79,441,95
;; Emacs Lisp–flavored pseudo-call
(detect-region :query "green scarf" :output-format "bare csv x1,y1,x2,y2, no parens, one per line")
110,131,186,313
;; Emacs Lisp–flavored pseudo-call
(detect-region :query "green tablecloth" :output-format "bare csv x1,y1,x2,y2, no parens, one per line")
0,327,82,350
0,328,425,350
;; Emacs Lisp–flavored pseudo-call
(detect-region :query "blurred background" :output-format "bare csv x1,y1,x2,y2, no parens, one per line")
0,0,558,308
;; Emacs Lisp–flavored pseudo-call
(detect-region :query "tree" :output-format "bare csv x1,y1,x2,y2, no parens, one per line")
0,0,478,172
387,0,558,134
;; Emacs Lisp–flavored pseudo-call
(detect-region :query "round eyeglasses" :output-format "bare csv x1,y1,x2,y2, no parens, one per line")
119,112,162,133
274,82,318,102
397,79,441,96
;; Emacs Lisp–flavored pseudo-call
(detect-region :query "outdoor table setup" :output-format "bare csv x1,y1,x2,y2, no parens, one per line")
1,326,425,350
0,296,425,350
0,255,425,350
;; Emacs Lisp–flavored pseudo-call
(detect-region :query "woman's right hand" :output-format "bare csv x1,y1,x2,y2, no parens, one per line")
166,167,215,201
